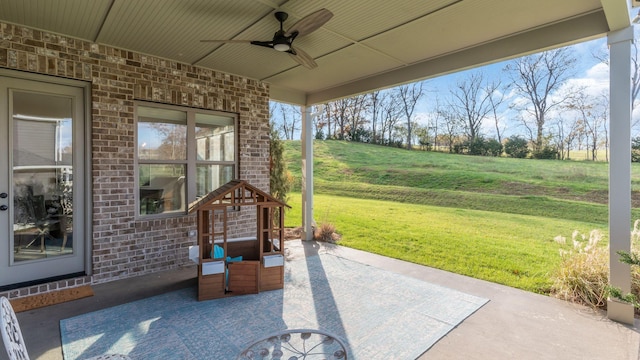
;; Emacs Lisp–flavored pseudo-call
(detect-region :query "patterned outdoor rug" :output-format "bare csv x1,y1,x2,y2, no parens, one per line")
60,253,488,359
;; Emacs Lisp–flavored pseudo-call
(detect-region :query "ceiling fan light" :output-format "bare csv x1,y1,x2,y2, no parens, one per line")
274,43,290,52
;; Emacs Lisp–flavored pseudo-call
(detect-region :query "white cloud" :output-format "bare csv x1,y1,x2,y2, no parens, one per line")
553,62,609,104
586,61,609,80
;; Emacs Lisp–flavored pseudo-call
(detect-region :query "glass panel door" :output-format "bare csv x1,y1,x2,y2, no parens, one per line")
13,92,73,260
0,75,86,288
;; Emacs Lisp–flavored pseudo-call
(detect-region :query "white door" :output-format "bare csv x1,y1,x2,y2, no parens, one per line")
0,75,87,288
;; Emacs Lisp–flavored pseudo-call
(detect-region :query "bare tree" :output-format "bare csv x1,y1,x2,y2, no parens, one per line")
429,111,439,150
274,103,301,140
269,102,284,139
279,103,292,139
448,72,493,141
311,104,327,139
330,98,350,139
322,103,333,138
565,90,607,161
379,91,403,145
551,115,582,160
438,109,460,153
517,113,536,146
598,93,610,162
551,116,567,159
414,122,430,150
505,47,577,152
153,123,187,159
486,80,507,144
346,94,369,141
396,82,424,150
369,91,385,144
429,96,448,151
594,29,640,132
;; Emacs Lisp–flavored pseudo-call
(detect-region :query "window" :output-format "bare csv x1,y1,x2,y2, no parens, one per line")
135,103,237,217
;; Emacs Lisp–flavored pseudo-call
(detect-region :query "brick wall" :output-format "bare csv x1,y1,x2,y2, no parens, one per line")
0,22,271,298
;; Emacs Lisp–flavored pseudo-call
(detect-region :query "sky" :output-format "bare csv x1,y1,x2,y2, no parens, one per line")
412,35,613,139
416,8,640,137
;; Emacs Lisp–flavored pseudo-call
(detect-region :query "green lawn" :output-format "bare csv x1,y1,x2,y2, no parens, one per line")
284,192,604,294
281,140,640,294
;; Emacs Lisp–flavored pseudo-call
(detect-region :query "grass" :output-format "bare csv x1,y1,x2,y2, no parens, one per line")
310,180,613,224
284,193,604,294
286,141,618,196
281,140,640,294
284,140,640,224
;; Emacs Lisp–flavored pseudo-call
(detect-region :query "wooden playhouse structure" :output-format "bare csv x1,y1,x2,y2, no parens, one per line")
188,180,289,301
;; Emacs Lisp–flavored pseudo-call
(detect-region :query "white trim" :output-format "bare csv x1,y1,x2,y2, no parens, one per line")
213,236,257,243
301,106,314,241
607,25,634,324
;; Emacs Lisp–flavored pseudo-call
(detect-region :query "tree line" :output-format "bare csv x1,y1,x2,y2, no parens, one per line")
271,37,640,162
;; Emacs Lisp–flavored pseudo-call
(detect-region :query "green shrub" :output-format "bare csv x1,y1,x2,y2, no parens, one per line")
532,146,558,160
418,138,432,151
632,137,640,163
485,139,503,157
453,142,467,154
455,137,503,157
468,137,486,156
269,124,292,203
504,135,529,158
348,126,371,143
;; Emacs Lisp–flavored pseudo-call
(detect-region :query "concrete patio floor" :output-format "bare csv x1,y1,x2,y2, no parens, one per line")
2,239,640,360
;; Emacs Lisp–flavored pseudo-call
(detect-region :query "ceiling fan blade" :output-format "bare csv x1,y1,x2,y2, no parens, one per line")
288,46,317,69
285,8,333,37
250,40,274,49
200,39,253,43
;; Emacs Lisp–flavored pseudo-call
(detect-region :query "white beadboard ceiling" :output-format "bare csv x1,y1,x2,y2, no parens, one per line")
0,0,631,105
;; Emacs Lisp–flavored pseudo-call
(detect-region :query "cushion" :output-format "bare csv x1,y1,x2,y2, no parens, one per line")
226,256,243,263
212,244,224,259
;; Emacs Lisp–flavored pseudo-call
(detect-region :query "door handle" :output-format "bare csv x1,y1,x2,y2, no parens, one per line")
0,193,8,211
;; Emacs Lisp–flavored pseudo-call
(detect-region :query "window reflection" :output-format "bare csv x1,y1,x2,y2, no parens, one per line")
139,164,186,215
138,122,187,161
196,164,234,198
136,104,237,217
12,91,74,260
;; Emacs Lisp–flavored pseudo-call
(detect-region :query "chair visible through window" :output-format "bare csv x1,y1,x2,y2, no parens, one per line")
13,189,57,253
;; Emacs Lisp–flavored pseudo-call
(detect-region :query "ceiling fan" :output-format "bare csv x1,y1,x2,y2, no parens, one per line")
201,8,333,69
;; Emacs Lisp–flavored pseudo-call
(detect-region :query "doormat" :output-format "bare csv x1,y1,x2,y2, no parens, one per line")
11,285,93,312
